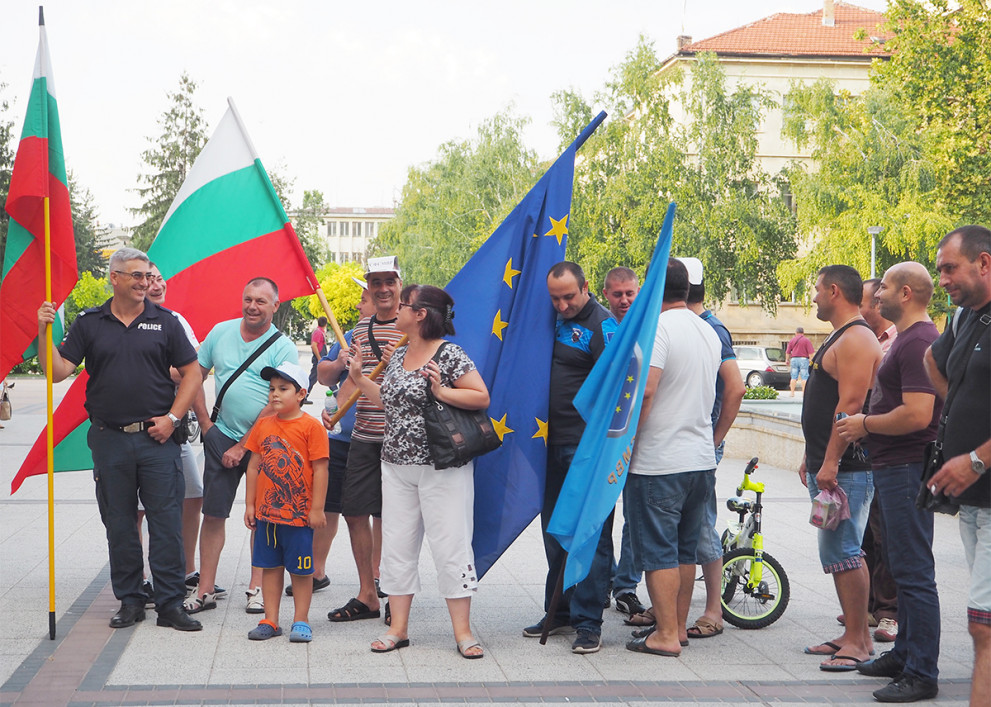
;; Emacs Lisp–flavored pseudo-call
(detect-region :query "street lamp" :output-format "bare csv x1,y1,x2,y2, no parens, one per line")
867,226,884,279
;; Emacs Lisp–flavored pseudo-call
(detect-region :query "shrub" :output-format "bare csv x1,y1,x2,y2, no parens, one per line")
743,385,778,400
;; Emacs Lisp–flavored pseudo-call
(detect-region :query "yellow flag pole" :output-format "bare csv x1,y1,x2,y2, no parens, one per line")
43,195,56,640
314,287,346,346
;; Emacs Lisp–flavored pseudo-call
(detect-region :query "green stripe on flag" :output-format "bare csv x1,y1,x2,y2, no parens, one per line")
54,421,93,472
1,221,33,280
149,164,285,278
15,79,66,184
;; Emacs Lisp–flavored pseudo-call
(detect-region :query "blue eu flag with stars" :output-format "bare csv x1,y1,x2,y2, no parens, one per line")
548,202,676,589
447,112,607,578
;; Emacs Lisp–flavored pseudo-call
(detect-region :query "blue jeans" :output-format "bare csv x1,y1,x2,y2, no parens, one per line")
612,484,642,596
89,423,186,612
874,462,940,682
542,445,615,633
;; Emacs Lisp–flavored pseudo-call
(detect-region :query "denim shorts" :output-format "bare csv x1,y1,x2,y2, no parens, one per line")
252,520,314,575
695,469,723,565
627,470,712,571
790,357,810,381
806,469,873,573
959,505,991,623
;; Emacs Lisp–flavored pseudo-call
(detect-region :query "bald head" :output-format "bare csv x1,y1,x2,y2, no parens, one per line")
876,261,934,326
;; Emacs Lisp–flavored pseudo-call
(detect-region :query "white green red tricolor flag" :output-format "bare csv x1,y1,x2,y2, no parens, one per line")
11,98,319,493
1,8,76,380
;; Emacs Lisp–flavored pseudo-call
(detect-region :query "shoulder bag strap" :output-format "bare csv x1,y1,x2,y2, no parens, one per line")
210,330,284,423
935,309,990,445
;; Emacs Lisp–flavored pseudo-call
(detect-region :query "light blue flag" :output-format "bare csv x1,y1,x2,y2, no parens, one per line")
447,112,607,578
547,202,676,589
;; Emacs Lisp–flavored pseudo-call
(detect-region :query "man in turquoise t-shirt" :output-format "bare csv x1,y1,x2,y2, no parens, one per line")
186,277,298,616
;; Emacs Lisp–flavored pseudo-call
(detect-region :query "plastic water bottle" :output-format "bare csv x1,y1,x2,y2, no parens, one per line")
324,388,342,435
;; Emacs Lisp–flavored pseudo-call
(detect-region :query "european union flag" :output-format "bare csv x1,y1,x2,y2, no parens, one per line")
447,112,606,578
547,202,676,589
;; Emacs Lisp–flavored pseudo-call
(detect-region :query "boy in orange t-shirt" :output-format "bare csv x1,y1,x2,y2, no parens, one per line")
244,362,329,642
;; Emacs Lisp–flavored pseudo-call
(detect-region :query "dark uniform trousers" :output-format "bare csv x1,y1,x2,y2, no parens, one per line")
88,423,186,612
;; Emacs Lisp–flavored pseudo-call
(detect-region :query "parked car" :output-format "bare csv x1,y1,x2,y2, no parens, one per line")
733,345,791,389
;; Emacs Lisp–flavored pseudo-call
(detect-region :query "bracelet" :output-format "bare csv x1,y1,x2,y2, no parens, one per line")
863,415,872,434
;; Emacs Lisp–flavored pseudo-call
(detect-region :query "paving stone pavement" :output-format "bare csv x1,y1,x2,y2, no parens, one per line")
0,373,974,705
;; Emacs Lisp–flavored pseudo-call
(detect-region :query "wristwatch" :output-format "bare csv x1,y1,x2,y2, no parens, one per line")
971,450,987,476
167,412,180,426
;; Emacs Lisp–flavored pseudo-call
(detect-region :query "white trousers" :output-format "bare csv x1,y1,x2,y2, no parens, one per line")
379,460,478,599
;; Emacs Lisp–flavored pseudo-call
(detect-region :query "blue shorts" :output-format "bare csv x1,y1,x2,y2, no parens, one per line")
252,520,315,576
695,469,723,565
627,470,712,571
790,357,810,381
806,470,873,573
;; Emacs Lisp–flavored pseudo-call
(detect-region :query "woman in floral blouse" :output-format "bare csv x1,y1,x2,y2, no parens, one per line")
347,284,489,659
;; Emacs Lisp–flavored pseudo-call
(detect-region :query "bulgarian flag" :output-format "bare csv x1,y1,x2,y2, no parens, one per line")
11,98,320,493
147,98,318,339
1,8,76,380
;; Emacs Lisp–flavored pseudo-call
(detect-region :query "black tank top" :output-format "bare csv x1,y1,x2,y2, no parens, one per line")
801,319,873,474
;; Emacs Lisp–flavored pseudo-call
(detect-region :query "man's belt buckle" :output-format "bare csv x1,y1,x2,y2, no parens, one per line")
121,422,145,433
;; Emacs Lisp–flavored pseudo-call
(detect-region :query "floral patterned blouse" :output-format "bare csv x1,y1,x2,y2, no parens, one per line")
380,342,476,465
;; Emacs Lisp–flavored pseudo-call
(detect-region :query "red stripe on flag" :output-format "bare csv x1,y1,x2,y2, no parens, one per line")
4,136,48,216
163,226,317,342
10,371,90,494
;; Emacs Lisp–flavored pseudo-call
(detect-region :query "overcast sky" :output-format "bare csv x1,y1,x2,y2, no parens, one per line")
1,0,888,227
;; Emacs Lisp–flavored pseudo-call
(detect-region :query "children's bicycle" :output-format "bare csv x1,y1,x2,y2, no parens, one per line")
719,456,790,629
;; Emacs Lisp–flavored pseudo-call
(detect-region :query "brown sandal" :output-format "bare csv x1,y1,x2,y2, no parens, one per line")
686,616,724,638
624,607,656,627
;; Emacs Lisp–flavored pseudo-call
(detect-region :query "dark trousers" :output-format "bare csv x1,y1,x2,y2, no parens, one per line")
863,493,899,620
874,462,940,682
308,354,320,397
541,444,615,633
88,424,186,613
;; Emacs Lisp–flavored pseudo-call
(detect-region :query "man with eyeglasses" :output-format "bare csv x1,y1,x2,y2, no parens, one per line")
37,247,204,631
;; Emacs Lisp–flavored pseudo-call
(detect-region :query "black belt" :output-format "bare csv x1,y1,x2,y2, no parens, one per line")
91,417,154,434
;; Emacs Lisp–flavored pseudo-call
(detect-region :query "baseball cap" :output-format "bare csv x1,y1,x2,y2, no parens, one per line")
676,257,704,286
260,362,309,392
365,255,401,279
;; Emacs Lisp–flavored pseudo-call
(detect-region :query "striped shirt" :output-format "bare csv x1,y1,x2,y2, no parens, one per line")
350,316,404,443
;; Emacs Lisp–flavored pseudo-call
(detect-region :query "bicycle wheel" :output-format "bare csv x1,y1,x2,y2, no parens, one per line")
720,547,789,629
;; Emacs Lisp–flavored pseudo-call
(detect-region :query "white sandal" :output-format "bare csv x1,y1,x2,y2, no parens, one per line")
245,587,264,614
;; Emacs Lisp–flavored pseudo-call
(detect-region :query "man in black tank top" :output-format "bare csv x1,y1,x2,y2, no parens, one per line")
800,265,882,672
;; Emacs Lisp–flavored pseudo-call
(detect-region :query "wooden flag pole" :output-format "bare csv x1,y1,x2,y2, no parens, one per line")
314,288,346,346
327,334,408,428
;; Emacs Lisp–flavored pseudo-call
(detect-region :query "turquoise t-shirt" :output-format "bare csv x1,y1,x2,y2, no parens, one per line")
198,319,298,440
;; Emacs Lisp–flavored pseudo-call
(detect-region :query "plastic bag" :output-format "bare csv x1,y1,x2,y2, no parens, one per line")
809,486,851,531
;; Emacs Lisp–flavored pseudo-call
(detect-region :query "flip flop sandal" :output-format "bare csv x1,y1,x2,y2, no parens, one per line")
687,616,724,639
328,597,380,622
624,608,656,627
804,640,842,655
457,638,485,659
248,620,283,641
629,626,686,645
624,636,680,657
289,621,312,643
819,655,863,672
370,634,410,653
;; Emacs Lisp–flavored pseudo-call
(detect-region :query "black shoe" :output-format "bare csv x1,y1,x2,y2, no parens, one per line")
142,580,155,609
522,616,574,638
857,650,906,679
375,577,387,598
302,399,313,405
285,574,330,596
156,606,203,631
614,591,646,616
572,629,602,654
109,603,145,629
873,674,938,703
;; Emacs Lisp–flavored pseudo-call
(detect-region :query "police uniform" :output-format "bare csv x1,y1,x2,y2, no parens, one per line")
59,298,197,613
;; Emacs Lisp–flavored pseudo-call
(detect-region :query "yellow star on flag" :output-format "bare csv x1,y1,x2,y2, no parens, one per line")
624,392,631,399
532,418,548,445
544,214,569,245
491,413,514,442
492,310,509,340
627,375,634,383
503,259,521,288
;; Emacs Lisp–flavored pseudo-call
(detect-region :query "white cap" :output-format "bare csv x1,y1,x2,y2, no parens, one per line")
351,276,368,289
365,255,401,279
676,257,704,286
260,362,309,392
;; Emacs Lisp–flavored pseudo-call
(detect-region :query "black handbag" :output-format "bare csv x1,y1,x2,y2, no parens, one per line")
422,342,501,470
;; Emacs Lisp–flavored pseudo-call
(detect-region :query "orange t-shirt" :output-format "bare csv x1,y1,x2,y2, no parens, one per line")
244,413,330,526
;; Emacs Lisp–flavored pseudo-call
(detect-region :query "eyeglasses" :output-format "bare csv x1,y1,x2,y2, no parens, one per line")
113,270,153,281
398,302,414,310
147,275,164,284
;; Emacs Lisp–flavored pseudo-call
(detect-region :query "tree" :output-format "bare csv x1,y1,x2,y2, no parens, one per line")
556,43,795,311
291,189,328,269
130,72,208,252
0,77,15,266
291,261,365,344
373,108,540,286
68,172,106,277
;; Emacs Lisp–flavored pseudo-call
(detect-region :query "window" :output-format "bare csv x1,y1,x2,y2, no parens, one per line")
353,222,361,237
341,222,349,236
327,222,336,236
367,222,376,237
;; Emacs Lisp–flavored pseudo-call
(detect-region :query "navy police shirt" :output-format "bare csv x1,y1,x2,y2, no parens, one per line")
59,298,198,426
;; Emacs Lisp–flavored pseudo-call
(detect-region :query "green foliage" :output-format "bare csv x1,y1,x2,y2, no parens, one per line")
0,77,15,267
67,172,106,277
291,189,328,269
556,44,795,311
291,261,365,344
743,385,778,400
130,72,209,252
373,108,539,286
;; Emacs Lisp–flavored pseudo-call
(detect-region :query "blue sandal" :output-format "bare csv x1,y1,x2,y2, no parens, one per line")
290,621,313,643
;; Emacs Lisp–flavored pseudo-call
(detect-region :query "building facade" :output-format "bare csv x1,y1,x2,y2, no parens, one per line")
319,207,395,266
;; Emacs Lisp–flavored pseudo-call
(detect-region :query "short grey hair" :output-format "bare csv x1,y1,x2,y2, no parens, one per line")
109,247,149,272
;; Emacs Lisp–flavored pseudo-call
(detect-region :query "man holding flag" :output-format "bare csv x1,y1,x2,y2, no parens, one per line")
37,247,203,632
523,261,617,654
